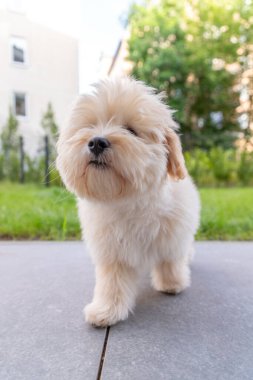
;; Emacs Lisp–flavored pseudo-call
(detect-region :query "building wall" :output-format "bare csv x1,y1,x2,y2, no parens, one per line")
108,34,133,77
97,30,133,79
0,9,79,155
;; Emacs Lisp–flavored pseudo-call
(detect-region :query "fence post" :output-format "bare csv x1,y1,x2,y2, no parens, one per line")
19,136,25,183
45,135,50,187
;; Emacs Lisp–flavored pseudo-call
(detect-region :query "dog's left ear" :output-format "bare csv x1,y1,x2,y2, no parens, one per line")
164,129,187,180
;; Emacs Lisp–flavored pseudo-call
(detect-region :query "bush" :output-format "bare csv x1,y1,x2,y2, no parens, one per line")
1,151,20,182
237,151,253,186
0,154,4,180
0,105,60,186
1,142,253,188
0,150,61,186
185,148,253,187
8,152,20,181
208,148,238,185
24,155,43,183
184,149,214,186
49,166,62,187
24,155,61,186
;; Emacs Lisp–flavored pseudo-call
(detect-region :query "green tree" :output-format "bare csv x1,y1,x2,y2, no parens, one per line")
40,102,60,186
128,0,253,149
41,102,59,158
1,107,19,154
0,108,19,180
41,103,58,144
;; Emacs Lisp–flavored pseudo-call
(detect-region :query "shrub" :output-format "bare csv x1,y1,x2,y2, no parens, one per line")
49,166,62,187
0,151,20,181
184,149,215,186
237,151,253,186
208,148,238,185
24,155,43,183
0,154,4,180
1,143,253,188
185,148,253,187
7,152,20,181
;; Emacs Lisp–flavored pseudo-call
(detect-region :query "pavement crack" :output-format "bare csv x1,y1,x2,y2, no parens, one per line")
96,326,110,380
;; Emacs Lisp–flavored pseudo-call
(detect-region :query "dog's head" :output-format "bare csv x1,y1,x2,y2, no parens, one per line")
56,77,187,201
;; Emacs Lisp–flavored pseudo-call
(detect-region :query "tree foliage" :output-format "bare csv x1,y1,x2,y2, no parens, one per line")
1,107,19,154
128,0,253,149
0,108,19,180
41,103,58,144
41,102,59,157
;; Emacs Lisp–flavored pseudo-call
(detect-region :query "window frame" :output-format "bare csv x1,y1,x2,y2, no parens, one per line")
13,92,28,118
10,36,28,67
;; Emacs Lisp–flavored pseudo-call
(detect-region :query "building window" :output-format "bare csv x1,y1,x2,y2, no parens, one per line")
14,93,27,116
11,37,27,65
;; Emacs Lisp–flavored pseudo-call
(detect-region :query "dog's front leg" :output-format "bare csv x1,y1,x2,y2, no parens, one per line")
84,261,138,327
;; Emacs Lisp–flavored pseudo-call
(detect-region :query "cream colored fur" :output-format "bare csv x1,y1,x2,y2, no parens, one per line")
56,76,200,327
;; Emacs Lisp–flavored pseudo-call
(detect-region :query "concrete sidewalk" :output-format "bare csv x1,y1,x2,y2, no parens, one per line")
0,241,252,380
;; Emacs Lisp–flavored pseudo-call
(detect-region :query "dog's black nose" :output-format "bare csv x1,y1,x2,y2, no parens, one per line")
88,137,110,156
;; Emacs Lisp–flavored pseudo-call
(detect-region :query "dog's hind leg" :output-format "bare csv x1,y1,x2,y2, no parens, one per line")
151,256,191,295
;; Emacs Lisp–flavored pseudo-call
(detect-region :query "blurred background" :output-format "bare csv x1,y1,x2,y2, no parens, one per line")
0,0,253,241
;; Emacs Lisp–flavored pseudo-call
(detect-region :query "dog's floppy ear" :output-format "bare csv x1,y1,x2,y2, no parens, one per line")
164,129,187,180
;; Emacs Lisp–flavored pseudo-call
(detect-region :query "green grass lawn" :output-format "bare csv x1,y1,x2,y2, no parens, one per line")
0,183,81,240
0,182,252,240
197,187,253,240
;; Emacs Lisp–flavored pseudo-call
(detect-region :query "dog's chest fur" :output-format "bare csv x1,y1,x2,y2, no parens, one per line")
78,178,199,268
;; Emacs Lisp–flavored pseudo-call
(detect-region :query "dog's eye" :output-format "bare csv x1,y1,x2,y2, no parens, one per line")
126,127,138,137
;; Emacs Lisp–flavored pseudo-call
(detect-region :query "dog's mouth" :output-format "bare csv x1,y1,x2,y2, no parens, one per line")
88,159,109,169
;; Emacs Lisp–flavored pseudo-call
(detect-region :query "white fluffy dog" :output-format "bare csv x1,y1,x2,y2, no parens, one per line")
56,76,200,327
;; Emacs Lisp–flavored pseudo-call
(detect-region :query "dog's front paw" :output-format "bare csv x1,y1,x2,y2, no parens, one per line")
84,302,129,327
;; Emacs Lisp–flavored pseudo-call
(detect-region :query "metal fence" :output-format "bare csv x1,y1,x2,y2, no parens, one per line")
16,135,52,186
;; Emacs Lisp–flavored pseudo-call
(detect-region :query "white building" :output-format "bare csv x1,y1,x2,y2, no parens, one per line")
98,29,133,78
0,7,79,155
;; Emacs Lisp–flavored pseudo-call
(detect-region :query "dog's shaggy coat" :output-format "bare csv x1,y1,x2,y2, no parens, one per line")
57,77,200,327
